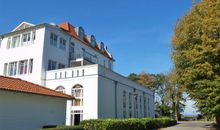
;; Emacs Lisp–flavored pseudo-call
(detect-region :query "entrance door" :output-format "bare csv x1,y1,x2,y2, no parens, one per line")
74,114,80,125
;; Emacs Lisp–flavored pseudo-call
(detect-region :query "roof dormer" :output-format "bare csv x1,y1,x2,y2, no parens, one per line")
90,35,96,47
100,42,105,53
12,22,35,32
76,26,85,40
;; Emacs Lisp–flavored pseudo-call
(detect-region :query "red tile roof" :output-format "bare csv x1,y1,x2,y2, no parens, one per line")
58,22,113,60
0,76,74,99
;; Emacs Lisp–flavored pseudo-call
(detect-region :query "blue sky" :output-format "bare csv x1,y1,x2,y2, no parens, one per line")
0,0,196,115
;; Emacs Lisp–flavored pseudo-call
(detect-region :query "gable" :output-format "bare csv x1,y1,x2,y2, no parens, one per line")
12,22,35,32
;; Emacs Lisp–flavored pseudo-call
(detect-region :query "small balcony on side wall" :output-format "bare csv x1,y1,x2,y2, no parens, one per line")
69,51,98,67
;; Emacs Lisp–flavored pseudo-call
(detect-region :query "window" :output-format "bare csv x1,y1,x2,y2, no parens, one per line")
134,94,138,118
90,35,96,47
22,33,31,45
123,91,127,118
7,37,11,48
56,86,65,93
58,63,65,69
0,39,2,48
104,60,106,67
48,60,56,70
32,31,36,41
140,96,142,116
3,63,8,75
72,85,83,106
129,93,132,118
8,62,17,76
148,98,150,116
12,35,20,48
144,96,147,117
78,27,84,39
50,33,58,47
59,38,66,50
19,60,28,75
29,59,33,73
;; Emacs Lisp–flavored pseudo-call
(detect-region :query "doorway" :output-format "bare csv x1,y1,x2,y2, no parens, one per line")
74,114,80,125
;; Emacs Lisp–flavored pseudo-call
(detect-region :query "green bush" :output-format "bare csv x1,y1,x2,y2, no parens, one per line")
41,125,84,130
80,117,177,130
42,117,176,130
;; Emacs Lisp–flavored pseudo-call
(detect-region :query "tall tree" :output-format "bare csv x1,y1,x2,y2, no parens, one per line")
165,69,186,121
172,0,220,124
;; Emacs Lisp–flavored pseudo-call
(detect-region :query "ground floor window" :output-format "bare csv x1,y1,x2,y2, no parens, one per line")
134,94,138,118
129,93,132,118
123,91,127,118
144,96,147,117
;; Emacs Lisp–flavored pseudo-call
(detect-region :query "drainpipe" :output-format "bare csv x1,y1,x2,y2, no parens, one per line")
114,81,118,118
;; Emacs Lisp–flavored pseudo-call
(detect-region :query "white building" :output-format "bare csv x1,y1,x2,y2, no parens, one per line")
0,76,73,130
0,21,155,125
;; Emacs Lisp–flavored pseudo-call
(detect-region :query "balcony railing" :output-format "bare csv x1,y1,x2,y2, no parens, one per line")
69,51,97,64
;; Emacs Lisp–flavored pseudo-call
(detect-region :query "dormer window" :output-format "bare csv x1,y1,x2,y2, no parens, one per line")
90,35,96,47
100,42,105,53
79,27,84,39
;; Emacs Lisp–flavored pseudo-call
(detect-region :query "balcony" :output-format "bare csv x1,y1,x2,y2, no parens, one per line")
69,51,97,67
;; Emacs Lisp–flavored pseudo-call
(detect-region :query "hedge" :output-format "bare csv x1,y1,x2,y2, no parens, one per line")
41,125,84,130
42,117,176,130
80,117,177,130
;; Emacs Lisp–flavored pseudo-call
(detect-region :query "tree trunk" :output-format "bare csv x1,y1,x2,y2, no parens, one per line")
214,115,220,126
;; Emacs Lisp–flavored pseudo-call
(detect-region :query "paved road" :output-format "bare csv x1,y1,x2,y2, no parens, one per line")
160,121,212,130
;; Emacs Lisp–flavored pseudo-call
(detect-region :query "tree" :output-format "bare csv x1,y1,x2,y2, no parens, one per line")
138,72,155,89
128,73,140,82
128,72,186,119
165,69,186,121
172,0,220,125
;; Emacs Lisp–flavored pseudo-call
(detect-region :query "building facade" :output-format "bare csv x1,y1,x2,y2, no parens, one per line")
0,76,74,130
0,22,155,125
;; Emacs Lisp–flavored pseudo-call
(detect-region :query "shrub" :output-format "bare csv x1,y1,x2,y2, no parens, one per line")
42,117,176,130
41,125,84,130
80,117,177,130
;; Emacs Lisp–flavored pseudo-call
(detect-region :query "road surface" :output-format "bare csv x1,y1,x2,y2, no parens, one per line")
160,121,212,130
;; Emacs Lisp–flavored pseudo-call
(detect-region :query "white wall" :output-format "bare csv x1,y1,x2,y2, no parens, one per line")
45,64,155,123
0,90,67,130
0,28,46,85
45,65,99,123
97,64,155,118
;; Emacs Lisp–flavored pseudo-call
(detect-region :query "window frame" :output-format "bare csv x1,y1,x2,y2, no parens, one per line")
48,60,57,70
72,85,83,106
55,86,65,93
59,38,66,51
18,60,28,75
50,33,58,47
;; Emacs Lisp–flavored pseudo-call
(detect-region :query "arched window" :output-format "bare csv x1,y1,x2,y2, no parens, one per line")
90,35,96,47
78,27,84,39
72,84,83,106
55,86,65,93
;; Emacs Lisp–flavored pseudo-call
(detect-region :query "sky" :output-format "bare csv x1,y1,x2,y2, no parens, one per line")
0,0,197,116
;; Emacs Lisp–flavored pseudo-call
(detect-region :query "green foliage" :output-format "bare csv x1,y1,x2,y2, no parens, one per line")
172,0,220,120
80,117,176,130
128,73,140,82
41,125,84,130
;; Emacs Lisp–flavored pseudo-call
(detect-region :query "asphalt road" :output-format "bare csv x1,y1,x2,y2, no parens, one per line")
160,121,212,130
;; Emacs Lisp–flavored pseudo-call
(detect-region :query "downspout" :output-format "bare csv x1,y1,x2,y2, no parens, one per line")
114,81,118,118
